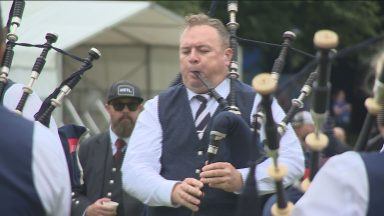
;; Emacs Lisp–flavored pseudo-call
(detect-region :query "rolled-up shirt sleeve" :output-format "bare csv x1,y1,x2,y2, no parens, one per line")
121,96,179,207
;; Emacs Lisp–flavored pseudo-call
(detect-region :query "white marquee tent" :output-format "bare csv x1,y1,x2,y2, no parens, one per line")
1,1,184,128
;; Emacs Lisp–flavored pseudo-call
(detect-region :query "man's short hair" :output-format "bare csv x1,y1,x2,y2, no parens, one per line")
184,13,230,48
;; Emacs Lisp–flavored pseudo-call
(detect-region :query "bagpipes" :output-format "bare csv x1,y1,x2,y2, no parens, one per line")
0,0,25,98
0,1,102,124
14,33,58,115
247,29,338,215
249,30,298,216
0,0,101,188
34,47,101,127
300,30,338,190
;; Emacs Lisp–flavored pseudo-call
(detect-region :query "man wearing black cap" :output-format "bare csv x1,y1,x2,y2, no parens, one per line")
71,80,145,216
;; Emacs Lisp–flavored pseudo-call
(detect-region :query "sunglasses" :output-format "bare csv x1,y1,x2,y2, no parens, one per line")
111,102,139,112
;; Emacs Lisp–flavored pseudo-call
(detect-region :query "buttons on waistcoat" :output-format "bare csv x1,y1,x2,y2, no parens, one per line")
197,150,204,156
195,169,201,174
109,180,114,184
71,192,80,205
107,192,112,197
112,167,117,172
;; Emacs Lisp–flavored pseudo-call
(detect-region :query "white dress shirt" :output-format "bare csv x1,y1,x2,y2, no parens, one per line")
122,78,304,206
292,151,368,216
33,121,71,216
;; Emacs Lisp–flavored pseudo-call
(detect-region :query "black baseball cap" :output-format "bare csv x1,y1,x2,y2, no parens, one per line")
107,80,143,103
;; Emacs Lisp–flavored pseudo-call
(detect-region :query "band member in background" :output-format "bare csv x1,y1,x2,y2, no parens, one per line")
122,13,304,216
71,80,145,216
290,111,349,177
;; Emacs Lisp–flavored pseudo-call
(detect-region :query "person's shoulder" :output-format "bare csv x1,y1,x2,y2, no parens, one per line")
80,132,108,147
360,151,384,162
157,84,185,105
235,80,255,93
325,151,361,170
329,151,358,161
159,83,185,96
33,121,58,142
6,81,23,91
0,106,33,128
33,121,63,156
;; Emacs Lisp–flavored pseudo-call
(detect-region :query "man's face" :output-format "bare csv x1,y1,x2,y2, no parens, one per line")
179,25,232,94
106,97,143,138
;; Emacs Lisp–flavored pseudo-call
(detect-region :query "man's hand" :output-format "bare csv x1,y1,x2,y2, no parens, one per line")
171,178,204,212
200,162,243,192
85,198,117,216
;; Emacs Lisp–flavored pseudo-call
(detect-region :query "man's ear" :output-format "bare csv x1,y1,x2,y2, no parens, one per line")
224,48,233,66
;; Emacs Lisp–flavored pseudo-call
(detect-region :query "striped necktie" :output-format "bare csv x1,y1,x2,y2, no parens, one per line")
194,95,211,140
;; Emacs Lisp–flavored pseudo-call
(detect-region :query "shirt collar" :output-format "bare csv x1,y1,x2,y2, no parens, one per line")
186,78,230,102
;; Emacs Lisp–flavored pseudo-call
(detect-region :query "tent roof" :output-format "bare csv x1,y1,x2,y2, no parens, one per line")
0,1,184,67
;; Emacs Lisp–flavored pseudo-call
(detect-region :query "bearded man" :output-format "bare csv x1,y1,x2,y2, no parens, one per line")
71,80,145,216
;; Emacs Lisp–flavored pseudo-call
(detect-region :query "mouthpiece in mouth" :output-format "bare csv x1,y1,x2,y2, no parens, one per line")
192,71,201,77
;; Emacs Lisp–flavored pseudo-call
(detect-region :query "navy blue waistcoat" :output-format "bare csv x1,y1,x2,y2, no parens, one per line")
361,152,384,216
0,106,45,215
150,80,263,216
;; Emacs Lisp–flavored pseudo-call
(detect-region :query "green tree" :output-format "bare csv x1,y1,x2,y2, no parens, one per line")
156,1,382,71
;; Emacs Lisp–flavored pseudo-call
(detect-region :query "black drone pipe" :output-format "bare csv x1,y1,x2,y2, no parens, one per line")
15,33,58,114
0,0,25,99
36,48,101,127
305,30,338,183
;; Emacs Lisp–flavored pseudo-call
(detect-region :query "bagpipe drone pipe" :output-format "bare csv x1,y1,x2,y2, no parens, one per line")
250,29,339,216
0,0,101,189
256,27,383,216
0,0,25,99
247,29,299,216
